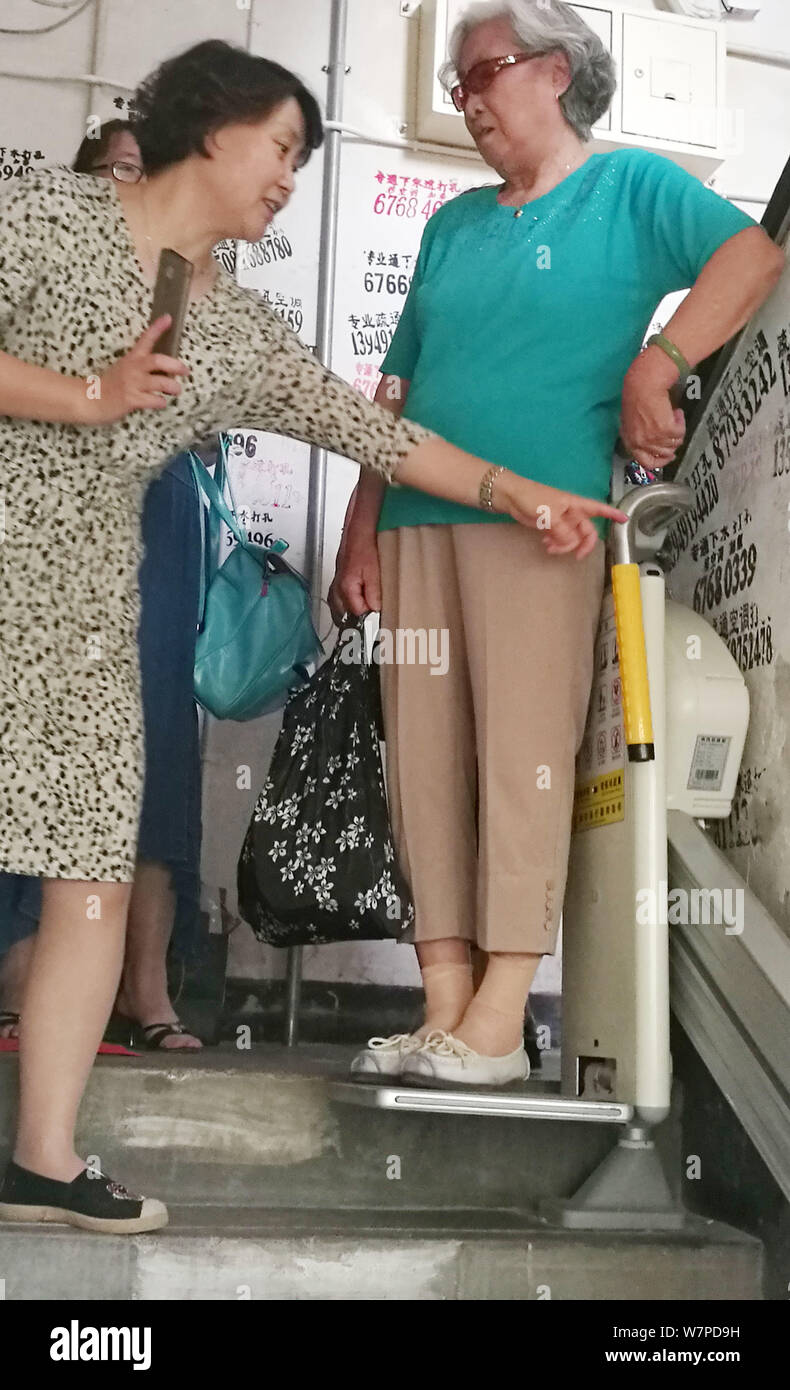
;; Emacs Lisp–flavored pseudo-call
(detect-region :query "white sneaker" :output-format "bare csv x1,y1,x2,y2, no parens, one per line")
350,1032,425,1081
400,1029,530,1088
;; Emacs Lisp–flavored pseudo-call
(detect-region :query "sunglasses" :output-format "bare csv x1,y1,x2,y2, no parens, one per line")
90,160,143,184
450,52,542,112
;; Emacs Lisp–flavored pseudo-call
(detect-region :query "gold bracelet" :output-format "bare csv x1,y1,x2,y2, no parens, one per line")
479,464,505,511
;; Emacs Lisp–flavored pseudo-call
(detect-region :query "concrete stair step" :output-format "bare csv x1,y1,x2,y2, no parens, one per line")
0,1205,762,1300
2,1045,635,1211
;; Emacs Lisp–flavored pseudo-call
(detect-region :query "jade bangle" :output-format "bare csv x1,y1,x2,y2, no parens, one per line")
646,332,690,382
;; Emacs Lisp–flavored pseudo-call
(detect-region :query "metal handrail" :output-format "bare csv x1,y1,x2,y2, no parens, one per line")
611,482,694,567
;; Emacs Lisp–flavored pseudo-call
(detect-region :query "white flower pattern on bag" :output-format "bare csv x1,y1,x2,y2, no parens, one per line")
239,639,415,946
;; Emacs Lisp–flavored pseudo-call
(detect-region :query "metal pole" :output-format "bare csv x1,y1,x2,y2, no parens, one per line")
83,0,104,127
284,0,349,1047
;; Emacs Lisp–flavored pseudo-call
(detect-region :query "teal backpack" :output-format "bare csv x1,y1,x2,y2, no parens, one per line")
189,436,322,721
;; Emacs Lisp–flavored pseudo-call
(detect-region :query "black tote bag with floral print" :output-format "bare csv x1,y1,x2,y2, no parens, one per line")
237,615,415,946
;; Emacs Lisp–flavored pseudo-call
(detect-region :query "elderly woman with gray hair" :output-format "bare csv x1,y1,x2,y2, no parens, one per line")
333,0,784,1087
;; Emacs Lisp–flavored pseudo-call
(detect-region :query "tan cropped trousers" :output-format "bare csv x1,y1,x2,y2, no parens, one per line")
377,522,606,954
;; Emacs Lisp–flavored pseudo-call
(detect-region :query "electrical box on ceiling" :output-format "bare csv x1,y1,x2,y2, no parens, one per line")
414,0,736,178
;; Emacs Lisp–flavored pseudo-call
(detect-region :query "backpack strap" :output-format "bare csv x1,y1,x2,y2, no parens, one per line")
190,450,246,548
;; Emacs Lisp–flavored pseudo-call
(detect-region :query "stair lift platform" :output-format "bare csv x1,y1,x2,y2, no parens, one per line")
329,483,750,1228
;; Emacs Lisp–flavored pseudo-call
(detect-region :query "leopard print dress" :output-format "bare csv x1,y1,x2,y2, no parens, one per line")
0,169,435,883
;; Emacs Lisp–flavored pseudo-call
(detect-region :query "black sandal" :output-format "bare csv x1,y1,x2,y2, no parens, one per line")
0,1010,20,1038
137,1020,202,1051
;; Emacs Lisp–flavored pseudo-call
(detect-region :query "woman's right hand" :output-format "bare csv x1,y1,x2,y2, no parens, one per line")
501,474,629,560
87,316,190,425
329,536,382,623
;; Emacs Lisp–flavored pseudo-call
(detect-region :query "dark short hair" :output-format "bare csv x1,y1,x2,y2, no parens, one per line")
130,40,324,175
72,119,135,174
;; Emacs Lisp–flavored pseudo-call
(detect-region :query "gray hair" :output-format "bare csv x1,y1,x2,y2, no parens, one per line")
438,0,617,142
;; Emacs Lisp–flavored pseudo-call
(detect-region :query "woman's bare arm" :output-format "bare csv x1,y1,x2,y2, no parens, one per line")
0,351,92,424
663,226,784,371
0,317,187,426
328,375,407,619
621,226,785,465
350,374,408,536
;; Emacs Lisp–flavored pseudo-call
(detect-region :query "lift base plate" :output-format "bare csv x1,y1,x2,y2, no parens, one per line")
541,1132,686,1230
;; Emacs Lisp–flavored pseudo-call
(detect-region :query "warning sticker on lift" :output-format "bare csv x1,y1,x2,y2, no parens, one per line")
573,769,624,831
572,594,625,831
687,734,731,792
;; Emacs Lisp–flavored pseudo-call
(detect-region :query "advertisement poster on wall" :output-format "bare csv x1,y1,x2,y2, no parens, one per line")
667,230,790,938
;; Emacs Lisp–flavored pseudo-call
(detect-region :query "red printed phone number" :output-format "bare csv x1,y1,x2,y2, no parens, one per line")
374,192,447,220
352,377,378,402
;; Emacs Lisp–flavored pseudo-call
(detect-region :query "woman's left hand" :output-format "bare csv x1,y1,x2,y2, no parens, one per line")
619,346,687,472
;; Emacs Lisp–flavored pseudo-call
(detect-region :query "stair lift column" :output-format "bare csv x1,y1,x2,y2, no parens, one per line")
612,484,695,1126
554,483,693,1229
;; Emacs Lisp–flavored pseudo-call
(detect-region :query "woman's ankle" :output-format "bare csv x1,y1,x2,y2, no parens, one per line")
0,983,23,1014
11,1146,85,1184
414,1010,467,1041
415,959,475,1041
116,971,173,1023
0,937,35,1008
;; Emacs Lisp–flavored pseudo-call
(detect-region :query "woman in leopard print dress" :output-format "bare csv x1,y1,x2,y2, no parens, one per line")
0,40,624,1234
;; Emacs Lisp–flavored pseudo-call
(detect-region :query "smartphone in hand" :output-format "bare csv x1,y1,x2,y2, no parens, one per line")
150,249,193,356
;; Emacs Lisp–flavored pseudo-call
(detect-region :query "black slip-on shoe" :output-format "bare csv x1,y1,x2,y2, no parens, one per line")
0,1160,168,1235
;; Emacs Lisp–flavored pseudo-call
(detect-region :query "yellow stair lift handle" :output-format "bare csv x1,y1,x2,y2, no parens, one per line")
609,378,690,763
611,562,654,763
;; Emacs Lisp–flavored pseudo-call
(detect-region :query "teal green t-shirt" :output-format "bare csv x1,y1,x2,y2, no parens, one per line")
377,148,757,538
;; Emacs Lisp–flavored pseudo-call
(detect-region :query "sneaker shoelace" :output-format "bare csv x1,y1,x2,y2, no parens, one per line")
367,1032,422,1053
420,1029,476,1059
